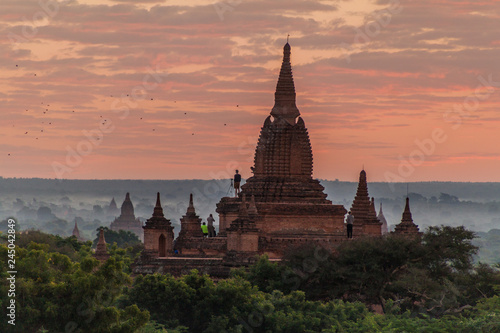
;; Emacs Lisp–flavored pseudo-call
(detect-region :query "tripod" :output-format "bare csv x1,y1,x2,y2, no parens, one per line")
226,179,233,196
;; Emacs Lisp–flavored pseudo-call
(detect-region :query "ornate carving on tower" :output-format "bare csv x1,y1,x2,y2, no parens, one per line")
394,197,420,236
143,193,175,258
94,228,110,261
110,193,144,242
350,170,382,236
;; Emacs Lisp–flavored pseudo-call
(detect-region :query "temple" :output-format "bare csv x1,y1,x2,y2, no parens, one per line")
349,170,382,236
110,193,144,241
132,42,419,276
216,42,347,258
378,203,389,235
393,197,421,236
94,228,110,261
72,220,85,241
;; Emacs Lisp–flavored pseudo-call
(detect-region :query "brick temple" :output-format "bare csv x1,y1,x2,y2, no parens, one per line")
110,193,144,242
132,42,419,276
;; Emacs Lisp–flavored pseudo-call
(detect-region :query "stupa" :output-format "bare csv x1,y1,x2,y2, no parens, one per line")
378,203,389,235
142,193,175,258
216,42,347,258
349,170,382,236
94,228,110,261
72,220,85,241
394,197,420,236
110,193,144,241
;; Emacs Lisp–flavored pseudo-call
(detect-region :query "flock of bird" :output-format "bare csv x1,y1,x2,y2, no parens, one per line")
9,64,235,157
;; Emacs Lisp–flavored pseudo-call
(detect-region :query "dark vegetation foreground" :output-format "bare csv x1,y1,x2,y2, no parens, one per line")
1,226,499,332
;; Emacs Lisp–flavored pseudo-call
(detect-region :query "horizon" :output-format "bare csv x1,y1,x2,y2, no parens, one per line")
2,1,500,182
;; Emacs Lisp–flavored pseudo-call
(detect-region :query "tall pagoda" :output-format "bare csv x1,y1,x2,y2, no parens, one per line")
216,42,346,258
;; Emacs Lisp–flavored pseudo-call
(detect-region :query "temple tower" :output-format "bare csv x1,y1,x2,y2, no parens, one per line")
175,194,204,255
394,197,420,236
350,170,382,236
110,193,144,241
216,42,346,257
378,203,389,235
143,193,175,258
94,228,110,261
72,220,84,241
107,197,120,217
226,195,259,256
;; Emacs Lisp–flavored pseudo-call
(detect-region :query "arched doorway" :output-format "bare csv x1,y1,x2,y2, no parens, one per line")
159,234,166,257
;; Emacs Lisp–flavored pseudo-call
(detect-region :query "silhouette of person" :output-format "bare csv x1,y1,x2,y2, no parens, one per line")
346,211,354,239
233,170,242,197
207,214,216,237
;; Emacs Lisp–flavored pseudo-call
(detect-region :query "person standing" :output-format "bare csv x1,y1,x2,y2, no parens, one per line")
346,211,354,239
233,170,242,197
207,214,216,237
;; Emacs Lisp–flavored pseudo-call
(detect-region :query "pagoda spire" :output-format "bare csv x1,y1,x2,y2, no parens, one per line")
187,193,196,215
394,197,420,236
72,220,80,239
94,227,109,261
270,42,300,124
153,192,164,218
378,203,388,234
401,197,413,223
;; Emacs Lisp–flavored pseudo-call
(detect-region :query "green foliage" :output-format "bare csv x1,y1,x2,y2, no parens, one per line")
0,242,148,333
93,227,141,248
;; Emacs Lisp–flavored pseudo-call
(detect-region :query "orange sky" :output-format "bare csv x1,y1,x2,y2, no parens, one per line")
2,0,500,182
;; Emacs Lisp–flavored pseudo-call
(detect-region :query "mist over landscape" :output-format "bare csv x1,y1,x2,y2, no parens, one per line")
2,177,499,264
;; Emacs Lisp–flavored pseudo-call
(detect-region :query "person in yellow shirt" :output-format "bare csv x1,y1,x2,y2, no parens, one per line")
201,222,209,237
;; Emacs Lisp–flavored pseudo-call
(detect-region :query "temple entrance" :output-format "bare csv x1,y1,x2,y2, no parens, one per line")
159,234,166,257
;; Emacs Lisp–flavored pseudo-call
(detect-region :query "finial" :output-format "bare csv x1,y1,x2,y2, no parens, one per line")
287,34,290,43
407,183,409,197
186,193,196,214
153,192,164,217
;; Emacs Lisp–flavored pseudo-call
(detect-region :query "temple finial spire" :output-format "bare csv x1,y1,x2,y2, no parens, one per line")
153,192,164,217
187,193,196,214
270,41,300,123
287,34,290,43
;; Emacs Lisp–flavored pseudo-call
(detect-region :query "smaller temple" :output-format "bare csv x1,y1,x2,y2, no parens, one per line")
377,203,389,235
110,193,144,242
72,220,85,241
107,197,120,217
175,194,205,255
394,197,420,236
142,193,175,258
225,195,259,263
349,170,382,236
94,228,110,261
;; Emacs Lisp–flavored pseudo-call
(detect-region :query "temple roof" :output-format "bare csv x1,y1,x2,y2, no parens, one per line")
144,192,173,230
120,192,135,217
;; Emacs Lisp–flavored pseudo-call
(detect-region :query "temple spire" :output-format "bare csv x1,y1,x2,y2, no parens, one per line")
394,197,420,236
401,197,413,223
270,42,300,124
187,193,195,215
153,192,164,217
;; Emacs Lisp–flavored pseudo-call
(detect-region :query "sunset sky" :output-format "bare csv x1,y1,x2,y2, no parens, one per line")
2,0,500,182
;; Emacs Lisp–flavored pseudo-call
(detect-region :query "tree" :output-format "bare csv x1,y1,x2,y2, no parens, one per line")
93,227,141,248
